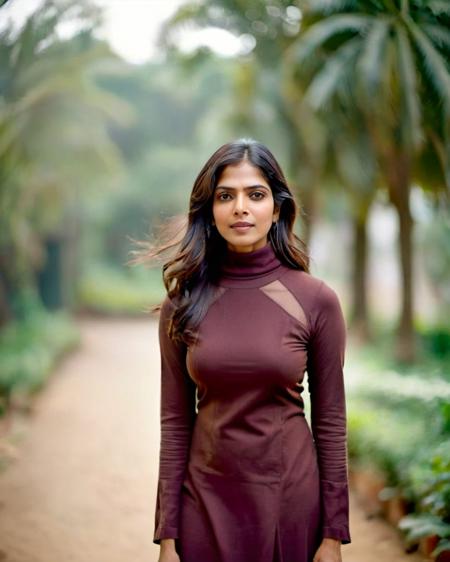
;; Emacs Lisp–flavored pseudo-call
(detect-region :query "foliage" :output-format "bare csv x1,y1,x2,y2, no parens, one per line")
347,341,450,553
398,441,450,557
419,325,450,359
77,262,165,315
347,398,430,485
0,0,132,316
0,294,79,412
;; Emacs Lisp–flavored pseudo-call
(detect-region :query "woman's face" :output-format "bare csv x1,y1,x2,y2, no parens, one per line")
212,160,279,253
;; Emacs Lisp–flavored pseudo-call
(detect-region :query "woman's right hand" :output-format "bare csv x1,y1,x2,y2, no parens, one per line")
158,539,180,562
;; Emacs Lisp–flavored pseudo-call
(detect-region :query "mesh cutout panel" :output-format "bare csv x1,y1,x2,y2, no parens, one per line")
259,280,308,329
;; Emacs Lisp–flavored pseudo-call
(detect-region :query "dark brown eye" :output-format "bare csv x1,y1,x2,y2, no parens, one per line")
251,191,265,199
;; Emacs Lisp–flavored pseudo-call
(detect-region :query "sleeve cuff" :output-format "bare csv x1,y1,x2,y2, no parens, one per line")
153,525,179,545
322,525,352,545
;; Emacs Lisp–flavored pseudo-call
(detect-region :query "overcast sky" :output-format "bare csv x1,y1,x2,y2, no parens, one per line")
0,0,243,63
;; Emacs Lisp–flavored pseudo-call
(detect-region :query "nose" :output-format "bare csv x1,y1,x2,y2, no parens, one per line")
233,192,248,215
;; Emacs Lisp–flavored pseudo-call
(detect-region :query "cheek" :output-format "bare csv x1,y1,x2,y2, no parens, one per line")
212,203,226,224
253,201,275,222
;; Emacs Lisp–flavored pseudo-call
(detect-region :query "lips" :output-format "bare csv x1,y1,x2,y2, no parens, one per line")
231,222,253,228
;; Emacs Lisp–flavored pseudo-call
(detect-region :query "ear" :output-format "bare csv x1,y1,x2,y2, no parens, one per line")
273,207,280,222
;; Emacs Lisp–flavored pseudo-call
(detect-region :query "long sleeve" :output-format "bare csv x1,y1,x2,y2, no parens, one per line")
153,295,197,544
306,281,351,544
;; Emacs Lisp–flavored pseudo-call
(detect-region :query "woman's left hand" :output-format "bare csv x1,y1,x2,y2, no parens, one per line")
313,537,342,562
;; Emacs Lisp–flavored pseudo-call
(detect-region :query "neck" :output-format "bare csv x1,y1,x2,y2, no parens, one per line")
217,241,284,288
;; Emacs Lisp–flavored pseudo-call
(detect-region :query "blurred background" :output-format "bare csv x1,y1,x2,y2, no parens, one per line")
0,1,449,561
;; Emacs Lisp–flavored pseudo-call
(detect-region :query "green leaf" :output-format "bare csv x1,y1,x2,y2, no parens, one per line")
399,513,450,540
292,14,373,63
356,17,390,103
305,0,359,16
422,24,450,52
406,17,450,111
428,1,450,17
305,36,362,109
433,539,450,557
396,23,423,149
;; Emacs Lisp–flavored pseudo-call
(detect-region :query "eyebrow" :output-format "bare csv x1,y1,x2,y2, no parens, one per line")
215,184,270,191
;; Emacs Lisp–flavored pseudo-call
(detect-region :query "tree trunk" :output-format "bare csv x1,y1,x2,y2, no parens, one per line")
0,276,13,329
0,248,14,328
351,205,371,342
387,152,416,362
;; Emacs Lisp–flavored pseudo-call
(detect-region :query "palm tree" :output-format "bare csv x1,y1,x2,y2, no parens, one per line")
288,0,450,361
0,0,133,325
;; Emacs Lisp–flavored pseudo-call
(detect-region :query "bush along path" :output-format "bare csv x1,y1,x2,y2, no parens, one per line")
0,317,428,562
0,300,80,423
345,340,450,562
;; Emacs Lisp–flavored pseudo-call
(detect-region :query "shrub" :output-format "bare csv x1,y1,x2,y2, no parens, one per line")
398,441,450,557
0,306,79,413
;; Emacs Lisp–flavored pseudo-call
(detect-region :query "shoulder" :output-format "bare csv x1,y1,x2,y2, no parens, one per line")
278,267,343,318
279,267,323,305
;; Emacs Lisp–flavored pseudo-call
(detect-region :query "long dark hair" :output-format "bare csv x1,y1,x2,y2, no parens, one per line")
128,138,310,346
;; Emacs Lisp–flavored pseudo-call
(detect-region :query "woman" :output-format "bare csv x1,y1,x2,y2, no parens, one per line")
146,139,351,562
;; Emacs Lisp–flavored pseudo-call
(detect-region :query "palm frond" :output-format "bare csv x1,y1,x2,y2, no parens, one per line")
428,1,450,17
305,37,362,109
292,14,373,62
302,0,359,16
407,18,450,111
422,24,450,53
356,18,390,99
396,23,423,149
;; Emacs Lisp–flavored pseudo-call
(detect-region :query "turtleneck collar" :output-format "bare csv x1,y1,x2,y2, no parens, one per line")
217,241,285,288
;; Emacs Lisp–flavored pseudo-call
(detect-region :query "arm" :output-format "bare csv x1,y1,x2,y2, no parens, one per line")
153,296,197,545
306,282,351,545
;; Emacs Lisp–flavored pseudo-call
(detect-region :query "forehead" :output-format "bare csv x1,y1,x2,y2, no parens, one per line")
216,161,269,187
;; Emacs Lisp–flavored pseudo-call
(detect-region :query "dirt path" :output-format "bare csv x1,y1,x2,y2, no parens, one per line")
0,317,426,562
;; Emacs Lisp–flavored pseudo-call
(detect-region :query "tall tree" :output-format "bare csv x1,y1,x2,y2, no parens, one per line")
289,0,450,361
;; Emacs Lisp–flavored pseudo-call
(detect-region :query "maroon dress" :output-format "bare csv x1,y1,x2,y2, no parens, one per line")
153,241,351,562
